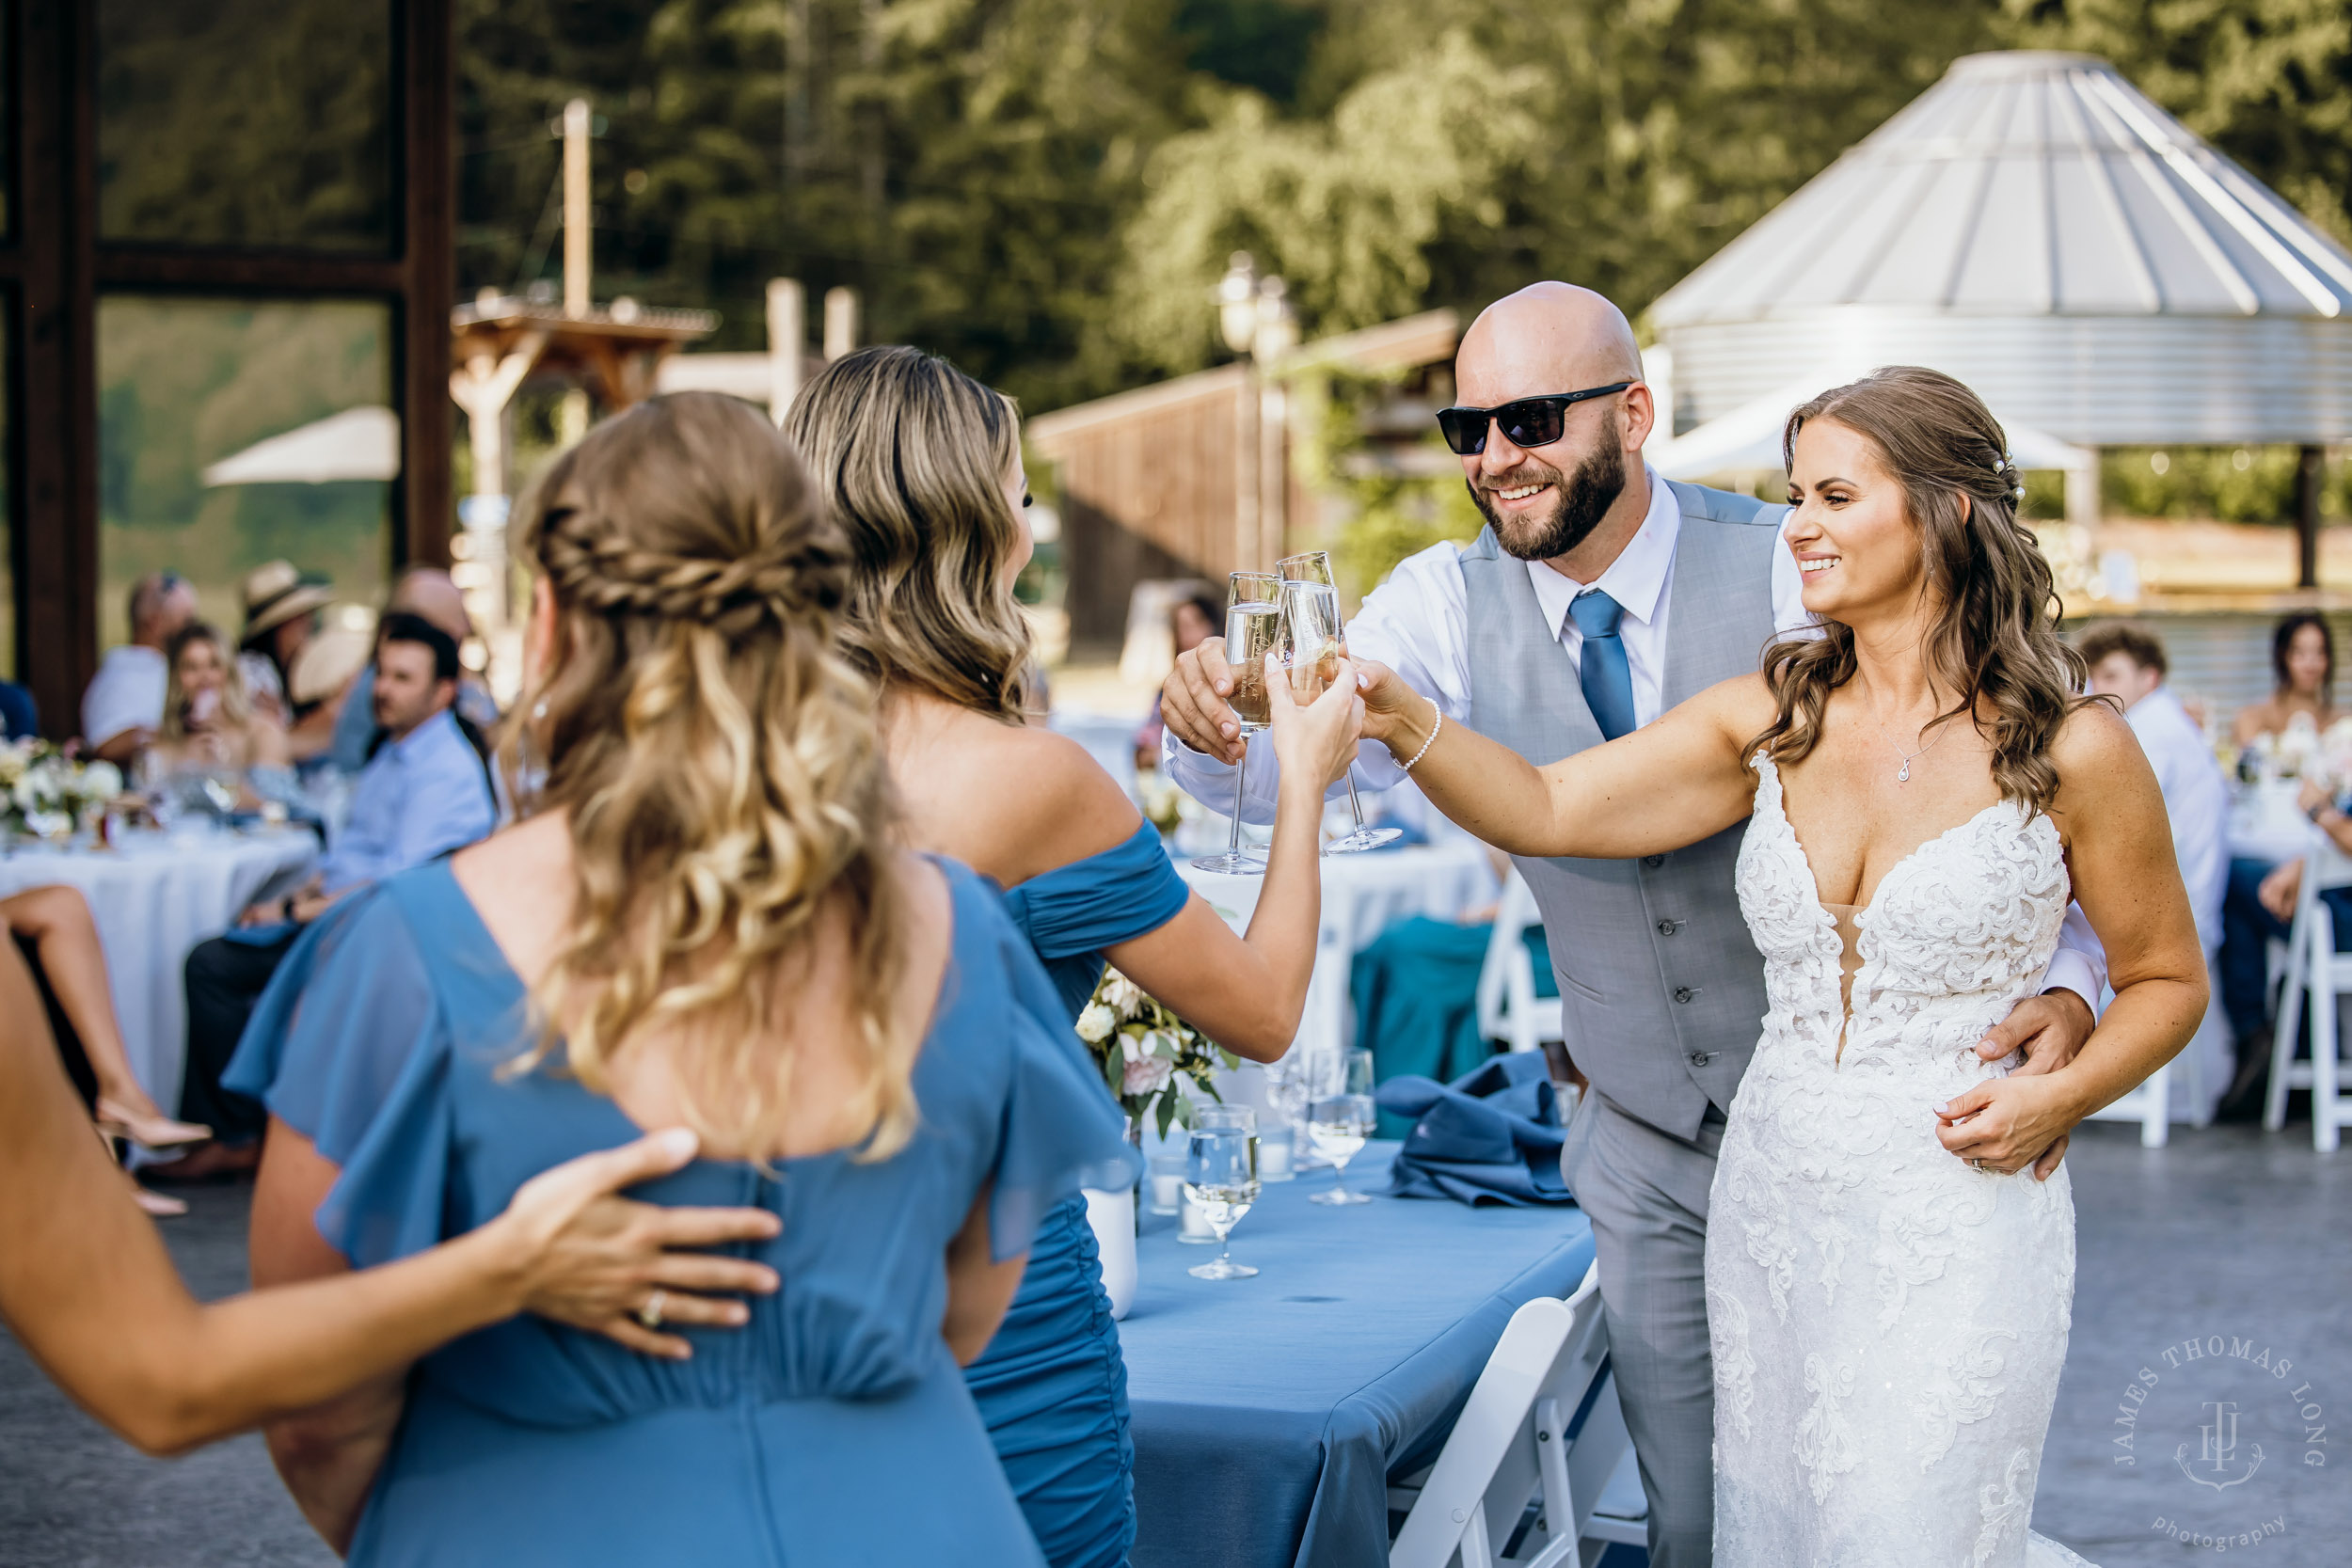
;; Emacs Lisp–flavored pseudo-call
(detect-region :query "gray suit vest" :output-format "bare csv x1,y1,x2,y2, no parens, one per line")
1460,481,1784,1142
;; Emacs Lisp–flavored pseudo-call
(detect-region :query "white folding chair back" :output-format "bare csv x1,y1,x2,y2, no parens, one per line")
1477,870,1564,1059
2266,842,2352,1151
1390,1262,1636,1568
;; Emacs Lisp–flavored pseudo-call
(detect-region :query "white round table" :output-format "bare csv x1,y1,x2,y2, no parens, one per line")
0,827,318,1115
1176,841,1495,1109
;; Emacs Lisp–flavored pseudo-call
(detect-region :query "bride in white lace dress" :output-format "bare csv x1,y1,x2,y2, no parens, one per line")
1353,366,2207,1566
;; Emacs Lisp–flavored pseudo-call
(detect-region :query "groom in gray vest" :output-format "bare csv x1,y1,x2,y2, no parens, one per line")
1158,282,2102,1566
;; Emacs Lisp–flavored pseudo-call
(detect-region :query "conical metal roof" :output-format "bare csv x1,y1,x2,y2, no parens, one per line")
1649,52,2352,445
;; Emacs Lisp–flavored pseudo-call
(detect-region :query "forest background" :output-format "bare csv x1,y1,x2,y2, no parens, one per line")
459,0,2352,422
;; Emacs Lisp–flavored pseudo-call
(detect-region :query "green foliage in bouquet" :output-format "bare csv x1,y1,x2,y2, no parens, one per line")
1074,966,1238,1139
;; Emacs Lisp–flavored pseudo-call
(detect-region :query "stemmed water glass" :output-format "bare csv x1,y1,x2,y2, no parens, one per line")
1275,552,1401,853
1192,570,1286,875
1184,1117,1262,1279
1307,1047,1378,1206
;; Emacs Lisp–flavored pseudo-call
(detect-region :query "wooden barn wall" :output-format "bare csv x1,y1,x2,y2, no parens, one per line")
1057,382,1243,651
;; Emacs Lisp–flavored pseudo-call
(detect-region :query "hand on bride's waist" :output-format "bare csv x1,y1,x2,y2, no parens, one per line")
1931,1068,2092,1183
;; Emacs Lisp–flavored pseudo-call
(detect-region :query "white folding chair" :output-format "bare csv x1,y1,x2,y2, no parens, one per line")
1477,870,1564,1060
1389,1261,1643,1568
2266,843,2352,1152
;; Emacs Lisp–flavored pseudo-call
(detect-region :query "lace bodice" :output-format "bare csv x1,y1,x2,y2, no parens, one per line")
1736,753,2070,1097
1708,755,2095,1568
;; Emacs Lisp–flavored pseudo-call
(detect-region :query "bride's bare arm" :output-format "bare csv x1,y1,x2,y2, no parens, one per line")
1936,704,2207,1173
1354,659,1768,859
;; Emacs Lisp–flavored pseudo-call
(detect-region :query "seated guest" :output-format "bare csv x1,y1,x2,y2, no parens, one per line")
2082,625,2227,947
236,560,337,752
146,623,291,778
2232,610,2338,747
326,568,501,776
82,572,198,764
1133,585,1223,772
157,614,498,1180
2218,613,2341,1116
6,884,210,1216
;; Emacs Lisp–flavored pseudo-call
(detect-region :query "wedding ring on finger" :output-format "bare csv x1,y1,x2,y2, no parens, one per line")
1968,1159,1993,1174
635,1290,668,1330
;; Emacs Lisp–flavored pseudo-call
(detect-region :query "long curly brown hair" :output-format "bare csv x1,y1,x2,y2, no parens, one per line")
1748,366,2093,814
501,392,916,1159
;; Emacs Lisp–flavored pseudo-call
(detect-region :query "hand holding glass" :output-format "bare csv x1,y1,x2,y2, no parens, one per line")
1275,554,1400,854
1192,570,1285,875
1184,1125,1261,1279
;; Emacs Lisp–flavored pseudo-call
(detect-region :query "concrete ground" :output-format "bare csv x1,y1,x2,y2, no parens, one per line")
1,1121,2343,1566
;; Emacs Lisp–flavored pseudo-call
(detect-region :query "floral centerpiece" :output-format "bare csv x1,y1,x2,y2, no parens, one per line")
1074,966,1237,1138
0,740,121,839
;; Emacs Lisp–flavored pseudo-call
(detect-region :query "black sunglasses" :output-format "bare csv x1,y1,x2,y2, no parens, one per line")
1435,383,1633,455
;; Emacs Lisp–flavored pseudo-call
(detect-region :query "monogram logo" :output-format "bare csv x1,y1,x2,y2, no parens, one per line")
2175,1400,2264,1491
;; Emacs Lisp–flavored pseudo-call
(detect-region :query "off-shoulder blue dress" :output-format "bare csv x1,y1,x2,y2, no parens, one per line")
224,857,1131,1568
973,819,1190,1568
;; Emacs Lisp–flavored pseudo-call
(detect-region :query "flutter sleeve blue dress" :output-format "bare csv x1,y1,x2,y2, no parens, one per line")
224,857,1129,1568
977,818,1192,1568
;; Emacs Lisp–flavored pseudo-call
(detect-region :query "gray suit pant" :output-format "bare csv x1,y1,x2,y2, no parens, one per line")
1559,1088,1725,1568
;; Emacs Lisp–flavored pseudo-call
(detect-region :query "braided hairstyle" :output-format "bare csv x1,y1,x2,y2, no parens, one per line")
1748,365,2094,814
504,391,917,1160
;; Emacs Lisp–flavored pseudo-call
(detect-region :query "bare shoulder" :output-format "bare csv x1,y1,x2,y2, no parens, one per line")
2051,699,2159,817
1684,672,1778,745
897,715,1141,886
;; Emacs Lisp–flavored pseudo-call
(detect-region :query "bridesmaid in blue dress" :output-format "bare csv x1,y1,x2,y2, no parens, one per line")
229,392,1132,1564
787,349,1364,1567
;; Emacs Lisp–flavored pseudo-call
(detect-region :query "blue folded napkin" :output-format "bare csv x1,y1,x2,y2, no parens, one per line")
1376,1051,1573,1207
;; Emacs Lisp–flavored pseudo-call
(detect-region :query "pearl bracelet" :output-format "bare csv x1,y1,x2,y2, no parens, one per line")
1398,709,1443,772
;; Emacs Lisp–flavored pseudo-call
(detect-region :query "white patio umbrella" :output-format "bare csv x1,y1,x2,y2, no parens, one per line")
200,404,401,486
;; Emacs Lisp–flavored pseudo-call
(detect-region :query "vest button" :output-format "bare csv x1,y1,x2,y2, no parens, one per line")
1673,986,1695,1004
1656,918,1678,936
1642,854,1665,870
1689,1051,1714,1067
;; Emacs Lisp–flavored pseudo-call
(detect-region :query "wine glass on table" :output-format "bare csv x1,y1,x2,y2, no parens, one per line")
1274,552,1400,853
1191,570,1286,875
1307,1047,1378,1206
1184,1122,1262,1280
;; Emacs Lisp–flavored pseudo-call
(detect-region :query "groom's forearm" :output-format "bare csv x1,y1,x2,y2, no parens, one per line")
1160,730,1390,826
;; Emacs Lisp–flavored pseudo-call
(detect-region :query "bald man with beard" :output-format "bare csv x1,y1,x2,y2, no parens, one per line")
1158,283,2108,1565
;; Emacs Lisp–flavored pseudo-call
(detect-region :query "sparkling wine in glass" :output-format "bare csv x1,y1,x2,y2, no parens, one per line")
1184,1125,1262,1279
1192,570,1285,875
1275,552,1401,854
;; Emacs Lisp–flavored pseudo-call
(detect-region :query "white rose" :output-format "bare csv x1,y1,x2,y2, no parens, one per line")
1102,973,1144,1016
81,760,121,800
1074,1003,1117,1044
0,745,26,787
1121,1054,1173,1098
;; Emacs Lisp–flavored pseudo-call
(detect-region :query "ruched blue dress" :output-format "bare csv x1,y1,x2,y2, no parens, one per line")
224,857,1131,1568
970,819,1190,1568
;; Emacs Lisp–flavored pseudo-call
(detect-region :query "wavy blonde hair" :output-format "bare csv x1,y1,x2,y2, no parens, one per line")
158,624,253,739
1750,366,2094,814
783,346,1032,721
503,391,915,1158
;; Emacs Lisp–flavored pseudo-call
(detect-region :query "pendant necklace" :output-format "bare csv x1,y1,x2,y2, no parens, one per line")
1887,722,1945,784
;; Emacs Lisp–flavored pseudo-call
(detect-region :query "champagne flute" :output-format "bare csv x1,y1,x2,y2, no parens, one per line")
1275,551,1401,853
1184,1124,1262,1279
1191,570,1285,875
1307,1047,1378,1206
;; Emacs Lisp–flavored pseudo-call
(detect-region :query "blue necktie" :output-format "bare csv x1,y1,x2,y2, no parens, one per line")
1569,589,1636,742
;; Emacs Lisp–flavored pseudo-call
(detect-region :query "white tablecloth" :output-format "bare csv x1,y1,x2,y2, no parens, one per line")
1177,842,1495,1102
0,828,317,1114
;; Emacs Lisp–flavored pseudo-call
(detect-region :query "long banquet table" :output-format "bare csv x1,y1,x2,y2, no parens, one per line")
1120,1144,1595,1568
0,825,317,1116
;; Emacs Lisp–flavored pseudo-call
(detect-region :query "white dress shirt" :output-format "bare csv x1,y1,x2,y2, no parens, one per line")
2124,684,2229,952
1164,466,2107,1005
80,644,168,748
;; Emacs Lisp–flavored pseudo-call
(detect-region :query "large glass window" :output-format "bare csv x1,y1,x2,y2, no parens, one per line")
96,0,394,250
98,297,394,650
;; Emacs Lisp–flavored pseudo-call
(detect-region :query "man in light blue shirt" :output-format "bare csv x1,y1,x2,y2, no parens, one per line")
160,614,498,1178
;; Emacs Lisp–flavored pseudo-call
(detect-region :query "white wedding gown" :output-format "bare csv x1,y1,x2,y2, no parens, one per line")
1707,757,2097,1567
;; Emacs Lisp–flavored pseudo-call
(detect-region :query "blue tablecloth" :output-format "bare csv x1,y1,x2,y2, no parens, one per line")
1121,1144,1596,1568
